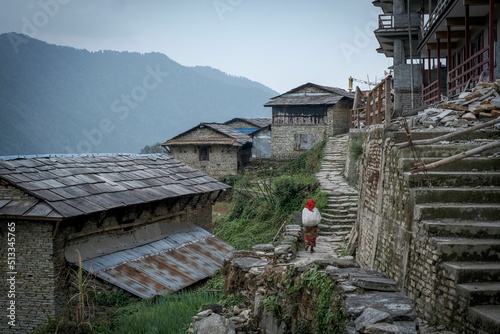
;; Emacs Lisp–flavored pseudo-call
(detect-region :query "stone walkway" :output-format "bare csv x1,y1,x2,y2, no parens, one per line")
291,134,458,334
295,134,357,263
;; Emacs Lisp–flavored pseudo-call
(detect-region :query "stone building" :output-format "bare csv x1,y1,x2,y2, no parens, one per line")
223,118,272,159
373,0,500,111
162,122,253,178
264,83,354,160
0,154,231,333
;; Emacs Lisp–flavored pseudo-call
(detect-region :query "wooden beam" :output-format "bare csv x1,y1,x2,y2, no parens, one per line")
435,30,466,39
446,16,487,26
426,42,458,49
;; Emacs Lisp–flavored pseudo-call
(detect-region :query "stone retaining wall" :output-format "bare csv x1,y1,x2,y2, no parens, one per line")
352,126,461,330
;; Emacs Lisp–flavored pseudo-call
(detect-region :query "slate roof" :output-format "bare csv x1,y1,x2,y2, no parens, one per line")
162,122,252,147
264,82,354,106
224,118,272,128
0,154,230,220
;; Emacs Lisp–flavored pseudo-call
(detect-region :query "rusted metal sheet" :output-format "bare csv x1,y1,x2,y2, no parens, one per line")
68,223,233,299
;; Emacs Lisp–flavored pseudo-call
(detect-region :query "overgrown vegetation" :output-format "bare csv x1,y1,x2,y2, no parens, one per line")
283,266,348,334
348,138,363,160
34,140,330,333
215,140,328,249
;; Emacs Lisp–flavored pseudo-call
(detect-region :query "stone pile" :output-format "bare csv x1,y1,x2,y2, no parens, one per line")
401,80,500,130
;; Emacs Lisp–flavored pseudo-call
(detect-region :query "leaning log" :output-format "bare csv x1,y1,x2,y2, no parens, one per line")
410,140,500,173
397,116,500,149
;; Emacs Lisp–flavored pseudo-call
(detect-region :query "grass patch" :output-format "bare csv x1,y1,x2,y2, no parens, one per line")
214,141,328,249
110,290,220,334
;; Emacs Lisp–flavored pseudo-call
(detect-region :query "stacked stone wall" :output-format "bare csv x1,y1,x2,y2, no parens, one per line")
353,126,469,330
271,125,327,160
172,144,241,177
0,220,56,333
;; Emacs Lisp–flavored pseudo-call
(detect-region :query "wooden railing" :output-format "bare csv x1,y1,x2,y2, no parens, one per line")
350,76,393,129
422,79,440,105
448,46,489,96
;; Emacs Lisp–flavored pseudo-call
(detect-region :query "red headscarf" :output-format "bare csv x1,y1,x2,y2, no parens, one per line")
305,199,315,211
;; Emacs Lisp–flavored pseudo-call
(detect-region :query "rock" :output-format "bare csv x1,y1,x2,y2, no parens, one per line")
231,257,268,271
491,98,500,108
364,322,401,333
394,321,418,334
316,257,360,269
252,244,275,252
354,307,393,332
461,112,477,121
193,313,236,334
327,267,386,280
350,276,399,292
345,292,417,321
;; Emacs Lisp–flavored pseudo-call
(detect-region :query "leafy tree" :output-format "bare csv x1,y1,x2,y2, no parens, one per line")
139,143,164,154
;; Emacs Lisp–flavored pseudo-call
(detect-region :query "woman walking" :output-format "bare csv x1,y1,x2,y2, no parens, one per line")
302,198,322,253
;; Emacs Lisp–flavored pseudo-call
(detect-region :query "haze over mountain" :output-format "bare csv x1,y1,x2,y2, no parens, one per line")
0,33,277,156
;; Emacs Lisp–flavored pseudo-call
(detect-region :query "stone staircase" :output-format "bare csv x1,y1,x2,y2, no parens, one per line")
316,134,358,239
400,137,500,334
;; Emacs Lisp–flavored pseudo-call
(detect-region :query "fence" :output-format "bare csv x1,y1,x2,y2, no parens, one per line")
350,76,393,128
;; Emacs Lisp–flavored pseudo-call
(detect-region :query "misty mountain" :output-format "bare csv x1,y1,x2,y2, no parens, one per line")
0,33,277,156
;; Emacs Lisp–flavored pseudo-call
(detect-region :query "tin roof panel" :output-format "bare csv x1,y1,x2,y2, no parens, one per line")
72,223,233,299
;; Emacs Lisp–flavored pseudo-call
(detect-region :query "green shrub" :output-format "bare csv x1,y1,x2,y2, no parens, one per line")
348,139,363,160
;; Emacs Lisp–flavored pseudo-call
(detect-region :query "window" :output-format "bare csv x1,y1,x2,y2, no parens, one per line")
294,134,313,151
199,146,209,161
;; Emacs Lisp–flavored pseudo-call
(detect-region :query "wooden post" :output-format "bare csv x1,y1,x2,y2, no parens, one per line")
378,83,383,124
437,38,441,100
489,0,494,81
384,76,392,127
367,93,372,126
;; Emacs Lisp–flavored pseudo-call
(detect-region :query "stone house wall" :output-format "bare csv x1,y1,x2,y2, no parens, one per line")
0,220,56,333
271,103,351,160
170,144,241,178
352,127,466,329
0,190,215,333
271,124,327,160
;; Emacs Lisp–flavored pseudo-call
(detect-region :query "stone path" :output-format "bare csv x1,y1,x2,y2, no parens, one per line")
292,134,458,334
295,134,358,263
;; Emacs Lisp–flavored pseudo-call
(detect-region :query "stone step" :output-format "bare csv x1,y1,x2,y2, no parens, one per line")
326,198,358,204
415,203,500,221
441,262,500,284
400,156,500,172
393,131,500,144
399,143,500,159
423,220,500,238
431,237,500,262
323,215,356,224
467,305,500,334
318,224,354,232
405,171,500,187
412,187,500,204
458,282,500,306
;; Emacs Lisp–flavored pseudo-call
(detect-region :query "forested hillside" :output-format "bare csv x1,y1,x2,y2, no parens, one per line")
0,33,277,155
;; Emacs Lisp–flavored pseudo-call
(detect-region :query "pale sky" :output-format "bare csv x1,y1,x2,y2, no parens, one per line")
0,0,392,93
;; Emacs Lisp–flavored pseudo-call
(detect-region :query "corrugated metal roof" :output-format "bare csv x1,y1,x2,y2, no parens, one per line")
0,154,230,219
65,222,233,299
